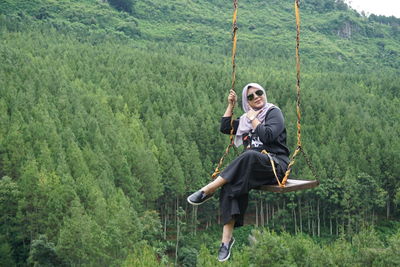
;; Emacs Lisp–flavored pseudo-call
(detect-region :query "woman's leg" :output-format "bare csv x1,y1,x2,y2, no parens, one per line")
187,176,228,205
222,219,235,243
201,176,227,195
218,219,236,262
201,150,274,196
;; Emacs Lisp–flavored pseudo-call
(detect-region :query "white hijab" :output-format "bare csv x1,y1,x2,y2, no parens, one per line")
234,83,275,147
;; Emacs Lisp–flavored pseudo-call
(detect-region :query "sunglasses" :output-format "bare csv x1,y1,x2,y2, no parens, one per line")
247,89,264,101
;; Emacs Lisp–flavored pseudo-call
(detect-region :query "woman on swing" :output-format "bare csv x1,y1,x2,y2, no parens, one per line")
187,83,290,262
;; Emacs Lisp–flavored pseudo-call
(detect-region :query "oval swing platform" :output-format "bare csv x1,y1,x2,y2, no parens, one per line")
258,179,319,193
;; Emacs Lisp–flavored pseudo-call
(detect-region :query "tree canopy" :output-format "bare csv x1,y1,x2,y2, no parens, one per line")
0,0,399,265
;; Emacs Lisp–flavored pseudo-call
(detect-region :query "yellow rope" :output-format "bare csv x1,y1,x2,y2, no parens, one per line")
280,0,302,186
231,1,238,92
261,150,282,187
212,0,239,179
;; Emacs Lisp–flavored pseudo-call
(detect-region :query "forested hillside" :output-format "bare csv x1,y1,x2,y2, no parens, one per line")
0,0,399,266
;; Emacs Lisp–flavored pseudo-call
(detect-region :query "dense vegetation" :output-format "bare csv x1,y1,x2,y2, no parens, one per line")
0,0,399,265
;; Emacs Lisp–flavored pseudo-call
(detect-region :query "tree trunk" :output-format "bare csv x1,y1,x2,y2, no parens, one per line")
298,197,302,233
272,205,275,228
336,217,339,236
256,200,259,227
311,204,315,237
323,202,326,230
193,206,197,236
164,202,168,240
330,217,333,236
186,201,190,221
347,212,351,235
293,204,297,234
266,202,269,225
174,198,177,227
175,198,179,267
386,200,390,219
191,205,194,234
372,209,375,226
317,199,320,237
260,199,264,227
307,201,311,234
342,218,345,234
283,199,286,230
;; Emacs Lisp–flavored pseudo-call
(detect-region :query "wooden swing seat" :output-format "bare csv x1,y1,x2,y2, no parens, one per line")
258,179,319,193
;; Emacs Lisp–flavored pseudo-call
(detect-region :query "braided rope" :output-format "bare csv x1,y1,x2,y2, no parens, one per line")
281,0,302,186
211,0,238,179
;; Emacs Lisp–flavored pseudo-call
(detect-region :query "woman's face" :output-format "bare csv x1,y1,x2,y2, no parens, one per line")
247,87,266,110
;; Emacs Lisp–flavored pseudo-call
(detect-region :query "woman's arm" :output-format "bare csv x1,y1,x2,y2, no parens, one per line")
220,89,239,134
220,117,239,134
224,89,237,117
223,103,235,117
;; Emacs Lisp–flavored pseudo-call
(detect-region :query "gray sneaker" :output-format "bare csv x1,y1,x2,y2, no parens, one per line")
218,237,235,262
187,190,214,206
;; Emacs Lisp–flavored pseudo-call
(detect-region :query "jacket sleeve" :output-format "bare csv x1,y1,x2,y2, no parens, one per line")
220,116,239,135
254,108,285,144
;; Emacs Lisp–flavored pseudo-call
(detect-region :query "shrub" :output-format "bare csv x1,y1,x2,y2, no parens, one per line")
108,0,135,14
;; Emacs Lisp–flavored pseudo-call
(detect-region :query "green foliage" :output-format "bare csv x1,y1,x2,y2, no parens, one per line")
248,229,296,266
284,234,324,266
0,0,399,265
196,245,215,266
0,177,20,240
178,246,198,267
351,228,384,266
197,243,250,267
28,235,63,267
219,228,400,266
122,244,165,267
396,189,400,207
382,230,400,266
139,210,163,248
108,0,135,14
56,199,109,265
0,235,16,267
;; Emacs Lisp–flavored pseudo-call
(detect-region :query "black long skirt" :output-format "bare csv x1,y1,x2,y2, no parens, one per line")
219,150,286,228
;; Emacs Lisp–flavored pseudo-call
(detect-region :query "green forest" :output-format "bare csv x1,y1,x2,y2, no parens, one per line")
0,0,399,266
